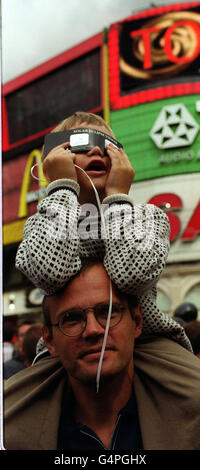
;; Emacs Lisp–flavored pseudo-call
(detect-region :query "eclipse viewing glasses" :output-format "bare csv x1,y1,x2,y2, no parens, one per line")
43,128,123,157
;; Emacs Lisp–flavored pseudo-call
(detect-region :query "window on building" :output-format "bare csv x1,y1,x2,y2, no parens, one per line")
184,284,200,310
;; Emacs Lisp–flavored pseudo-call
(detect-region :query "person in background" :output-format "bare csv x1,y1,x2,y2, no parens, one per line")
22,323,42,367
173,302,198,326
4,320,36,379
3,320,16,363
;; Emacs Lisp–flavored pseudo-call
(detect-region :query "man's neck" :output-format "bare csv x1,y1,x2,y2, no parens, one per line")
69,367,134,448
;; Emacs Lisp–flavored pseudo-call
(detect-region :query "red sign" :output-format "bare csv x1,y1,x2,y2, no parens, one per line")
130,20,200,69
148,193,200,242
108,2,200,109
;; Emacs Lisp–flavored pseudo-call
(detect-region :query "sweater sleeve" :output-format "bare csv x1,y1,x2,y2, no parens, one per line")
102,197,170,295
15,180,82,294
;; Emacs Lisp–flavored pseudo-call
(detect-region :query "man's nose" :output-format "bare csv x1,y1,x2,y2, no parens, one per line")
81,311,105,338
87,146,104,157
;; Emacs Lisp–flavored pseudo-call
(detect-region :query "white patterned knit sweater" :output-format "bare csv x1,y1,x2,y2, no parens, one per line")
15,179,192,351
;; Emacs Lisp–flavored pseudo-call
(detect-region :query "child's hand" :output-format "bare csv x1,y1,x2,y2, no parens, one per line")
43,142,77,183
105,144,135,196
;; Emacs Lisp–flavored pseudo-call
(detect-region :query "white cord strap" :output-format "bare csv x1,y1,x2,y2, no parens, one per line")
31,161,112,392
96,279,113,393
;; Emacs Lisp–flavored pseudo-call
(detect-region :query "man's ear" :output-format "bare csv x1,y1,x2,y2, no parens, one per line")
42,326,59,358
133,304,143,339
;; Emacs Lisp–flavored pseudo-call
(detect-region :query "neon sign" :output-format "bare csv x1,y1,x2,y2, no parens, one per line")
129,19,200,71
108,3,200,109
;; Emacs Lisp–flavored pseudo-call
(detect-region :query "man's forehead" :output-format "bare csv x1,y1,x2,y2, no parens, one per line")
53,264,110,299
47,265,125,314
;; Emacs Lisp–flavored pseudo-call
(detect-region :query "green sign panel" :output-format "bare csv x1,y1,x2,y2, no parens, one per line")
110,95,200,182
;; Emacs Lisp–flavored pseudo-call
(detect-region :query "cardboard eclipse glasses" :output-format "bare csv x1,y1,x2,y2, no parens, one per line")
43,128,123,157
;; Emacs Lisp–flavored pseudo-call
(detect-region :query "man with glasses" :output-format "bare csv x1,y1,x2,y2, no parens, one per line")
4,261,200,451
42,261,142,450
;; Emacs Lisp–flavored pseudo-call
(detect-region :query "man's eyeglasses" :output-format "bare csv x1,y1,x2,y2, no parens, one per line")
48,302,127,337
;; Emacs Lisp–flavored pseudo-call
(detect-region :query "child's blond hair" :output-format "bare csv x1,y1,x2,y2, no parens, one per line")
42,111,115,160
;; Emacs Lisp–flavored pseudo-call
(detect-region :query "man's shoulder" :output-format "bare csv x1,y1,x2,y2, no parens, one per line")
136,335,200,362
135,335,200,393
4,354,63,391
4,356,67,450
134,336,200,449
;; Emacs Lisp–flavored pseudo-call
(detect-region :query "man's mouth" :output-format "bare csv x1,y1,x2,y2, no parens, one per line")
79,346,115,359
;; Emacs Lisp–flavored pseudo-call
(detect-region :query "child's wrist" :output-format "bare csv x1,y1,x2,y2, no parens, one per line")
47,178,80,197
102,193,133,205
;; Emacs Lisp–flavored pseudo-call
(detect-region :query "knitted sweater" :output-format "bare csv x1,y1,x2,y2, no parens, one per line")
15,179,192,351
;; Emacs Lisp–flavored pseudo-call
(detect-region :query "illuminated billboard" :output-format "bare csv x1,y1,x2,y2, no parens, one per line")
110,94,200,181
108,2,200,109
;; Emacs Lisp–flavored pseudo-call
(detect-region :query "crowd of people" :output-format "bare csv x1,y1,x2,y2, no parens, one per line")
3,319,42,379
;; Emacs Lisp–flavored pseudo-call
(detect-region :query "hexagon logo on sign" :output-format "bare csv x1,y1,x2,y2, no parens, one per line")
150,104,199,149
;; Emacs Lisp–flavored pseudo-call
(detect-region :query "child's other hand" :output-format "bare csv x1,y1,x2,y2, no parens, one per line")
105,144,135,196
43,142,77,183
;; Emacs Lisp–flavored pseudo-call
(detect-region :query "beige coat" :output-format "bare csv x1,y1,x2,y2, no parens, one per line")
3,337,200,450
